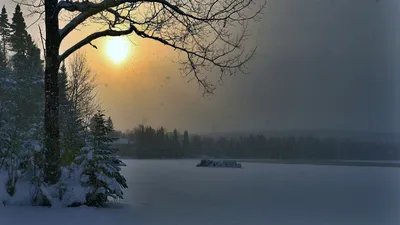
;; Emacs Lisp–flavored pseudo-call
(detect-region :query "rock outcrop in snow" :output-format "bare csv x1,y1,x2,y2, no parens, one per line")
196,159,242,168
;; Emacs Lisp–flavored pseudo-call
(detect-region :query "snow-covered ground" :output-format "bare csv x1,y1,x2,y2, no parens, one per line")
1,159,399,225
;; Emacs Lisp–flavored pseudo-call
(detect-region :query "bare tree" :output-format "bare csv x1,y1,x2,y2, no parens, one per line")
22,0,265,184
67,52,99,128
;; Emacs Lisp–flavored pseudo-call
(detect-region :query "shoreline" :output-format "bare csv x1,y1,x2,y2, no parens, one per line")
117,156,400,168
234,159,400,168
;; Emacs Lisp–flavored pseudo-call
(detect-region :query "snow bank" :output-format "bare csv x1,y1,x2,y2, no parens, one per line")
0,164,100,207
0,170,35,206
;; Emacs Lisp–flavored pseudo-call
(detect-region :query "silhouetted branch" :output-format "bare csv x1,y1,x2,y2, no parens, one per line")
22,0,265,94
59,24,135,61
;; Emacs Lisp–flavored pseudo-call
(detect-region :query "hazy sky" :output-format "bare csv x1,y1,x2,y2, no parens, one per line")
4,0,400,134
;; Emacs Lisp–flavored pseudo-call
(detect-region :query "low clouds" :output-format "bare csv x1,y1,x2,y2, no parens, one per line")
205,0,399,133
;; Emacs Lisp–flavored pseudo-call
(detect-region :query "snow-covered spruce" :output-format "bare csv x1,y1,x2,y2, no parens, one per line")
67,112,128,207
196,159,242,168
0,112,128,207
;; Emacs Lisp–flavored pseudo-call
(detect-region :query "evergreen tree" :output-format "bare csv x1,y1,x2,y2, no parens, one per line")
0,5,10,69
76,111,127,206
105,117,114,135
172,129,182,157
156,127,166,157
25,33,44,116
60,113,83,166
9,5,27,55
58,62,84,165
0,64,14,119
59,61,69,132
9,4,28,75
182,130,190,154
172,129,179,142
0,6,44,204
0,66,15,171
59,62,68,107
8,5,43,133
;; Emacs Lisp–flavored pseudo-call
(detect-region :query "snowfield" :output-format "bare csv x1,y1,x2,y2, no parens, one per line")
1,159,400,225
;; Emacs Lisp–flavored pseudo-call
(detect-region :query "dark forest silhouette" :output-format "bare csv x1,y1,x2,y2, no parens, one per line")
113,125,400,161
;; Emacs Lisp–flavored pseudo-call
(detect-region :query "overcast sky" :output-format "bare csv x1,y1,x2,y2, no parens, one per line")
4,0,400,134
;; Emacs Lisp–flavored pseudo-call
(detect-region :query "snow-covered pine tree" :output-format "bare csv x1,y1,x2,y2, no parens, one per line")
0,6,13,160
75,111,127,207
0,5,11,69
0,5,45,205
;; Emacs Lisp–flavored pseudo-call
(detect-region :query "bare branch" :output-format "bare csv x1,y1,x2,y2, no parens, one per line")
12,0,44,8
59,24,135,61
58,0,132,40
55,0,265,93
26,11,45,29
67,52,99,125
38,25,46,57
58,0,262,39
132,24,250,68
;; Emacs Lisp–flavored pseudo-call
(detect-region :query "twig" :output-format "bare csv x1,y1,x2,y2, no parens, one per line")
27,11,44,29
89,42,98,49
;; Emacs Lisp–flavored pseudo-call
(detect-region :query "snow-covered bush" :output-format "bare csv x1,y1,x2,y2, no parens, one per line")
0,138,45,206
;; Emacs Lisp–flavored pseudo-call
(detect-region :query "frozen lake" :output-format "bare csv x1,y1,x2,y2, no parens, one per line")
118,159,400,225
1,159,400,225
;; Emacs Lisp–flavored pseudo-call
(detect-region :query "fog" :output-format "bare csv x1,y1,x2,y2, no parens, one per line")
203,0,400,134
4,0,400,134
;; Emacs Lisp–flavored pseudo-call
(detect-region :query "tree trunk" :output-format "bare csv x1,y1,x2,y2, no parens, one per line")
44,0,61,185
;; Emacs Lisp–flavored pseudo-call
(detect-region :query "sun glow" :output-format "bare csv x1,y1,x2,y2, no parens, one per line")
106,37,130,64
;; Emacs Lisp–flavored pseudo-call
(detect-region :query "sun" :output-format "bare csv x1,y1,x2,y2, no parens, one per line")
106,37,130,64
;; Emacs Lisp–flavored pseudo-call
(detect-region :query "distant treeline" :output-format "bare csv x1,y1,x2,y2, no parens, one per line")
113,125,400,161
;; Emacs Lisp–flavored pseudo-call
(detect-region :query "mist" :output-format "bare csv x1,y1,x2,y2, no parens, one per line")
104,0,400,135
185,0,399,135
3,0,399,135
